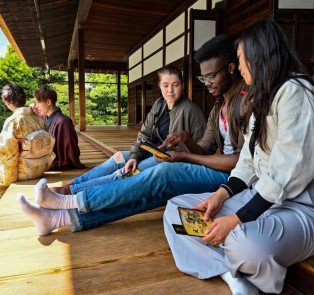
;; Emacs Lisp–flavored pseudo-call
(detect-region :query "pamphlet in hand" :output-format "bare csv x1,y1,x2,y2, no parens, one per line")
131,140,170,158
122,168,141,179
173,207,213,237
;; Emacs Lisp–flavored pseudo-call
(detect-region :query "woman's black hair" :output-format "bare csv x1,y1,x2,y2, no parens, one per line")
237,19,313,153
1,84,26,107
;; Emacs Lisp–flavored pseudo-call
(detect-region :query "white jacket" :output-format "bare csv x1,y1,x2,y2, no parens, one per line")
230,79,314,204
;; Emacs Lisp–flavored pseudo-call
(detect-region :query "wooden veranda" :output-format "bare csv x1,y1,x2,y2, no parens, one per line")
0,126,232,295
0,126,312,295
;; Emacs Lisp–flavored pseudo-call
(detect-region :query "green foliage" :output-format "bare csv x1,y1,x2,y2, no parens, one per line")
0,45,128,130
85,73,128,125
52,83,96,125
0,46,50,101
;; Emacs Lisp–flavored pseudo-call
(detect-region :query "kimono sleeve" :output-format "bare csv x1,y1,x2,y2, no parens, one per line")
0,120,19,186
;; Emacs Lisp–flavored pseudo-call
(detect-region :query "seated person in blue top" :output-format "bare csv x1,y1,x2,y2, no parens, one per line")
163,20,314,295
17,34,246,236
50,66,206,194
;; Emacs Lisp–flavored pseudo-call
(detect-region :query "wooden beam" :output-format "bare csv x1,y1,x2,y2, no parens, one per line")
74,60,127,71
67,0,93,69
162,26,166,66
68,60,75,124
188,8,194,100
0,14,25,62
141,82,146,123
127,84,130,126
33,0,49,70
78,27,86,131
117,71,122,126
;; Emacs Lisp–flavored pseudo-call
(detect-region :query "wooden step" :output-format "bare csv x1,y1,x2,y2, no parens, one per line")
286,256,314,295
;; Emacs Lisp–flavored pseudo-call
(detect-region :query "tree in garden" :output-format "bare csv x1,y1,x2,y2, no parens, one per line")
86,73,128,125
0,46,48,99
0,45,128,130
52,83,96,125
0,45,66,128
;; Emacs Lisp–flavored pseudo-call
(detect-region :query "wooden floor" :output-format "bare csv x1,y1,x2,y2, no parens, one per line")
0,126,311,295
0,126,233,295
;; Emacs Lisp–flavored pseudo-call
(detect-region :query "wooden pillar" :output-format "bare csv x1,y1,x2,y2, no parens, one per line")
78,26,86,131
117,71,122,125
68,60,75,125
127,84,130,126
188,9,194,101
141,82,146,123
134,86,138,124
162,26,166,66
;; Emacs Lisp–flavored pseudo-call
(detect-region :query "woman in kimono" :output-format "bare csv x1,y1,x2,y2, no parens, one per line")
0,84,54,195
163,20,314,294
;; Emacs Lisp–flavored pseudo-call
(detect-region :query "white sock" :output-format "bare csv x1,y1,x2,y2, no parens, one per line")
35,178,78,209
17,193,71,236
220,271,259,295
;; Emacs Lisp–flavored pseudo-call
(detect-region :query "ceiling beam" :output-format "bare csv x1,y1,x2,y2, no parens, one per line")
33,0,49,70
0,14,26,62
67,0,93,69
73,60,127,71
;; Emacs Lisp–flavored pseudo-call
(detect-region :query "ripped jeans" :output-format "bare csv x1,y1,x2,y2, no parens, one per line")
70,151,158,194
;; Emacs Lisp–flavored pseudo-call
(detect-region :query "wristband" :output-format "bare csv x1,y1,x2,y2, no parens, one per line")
220,184,233,197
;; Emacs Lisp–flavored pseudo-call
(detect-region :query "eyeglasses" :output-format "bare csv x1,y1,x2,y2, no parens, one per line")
196,63,230,84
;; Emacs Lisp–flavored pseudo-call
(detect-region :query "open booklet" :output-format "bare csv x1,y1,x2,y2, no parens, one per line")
131,140,170,158
172,207,213,237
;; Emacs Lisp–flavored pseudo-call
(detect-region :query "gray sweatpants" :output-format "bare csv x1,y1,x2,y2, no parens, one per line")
163,180,314,294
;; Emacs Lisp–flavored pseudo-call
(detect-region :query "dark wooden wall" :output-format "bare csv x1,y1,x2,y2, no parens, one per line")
223,0,273,37
275,9,314,76
127,0,314,125
128,87,136,124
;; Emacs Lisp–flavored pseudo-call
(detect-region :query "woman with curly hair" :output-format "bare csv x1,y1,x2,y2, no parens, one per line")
0,84,55,195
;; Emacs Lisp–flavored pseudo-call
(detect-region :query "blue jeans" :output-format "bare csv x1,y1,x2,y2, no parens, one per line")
70,151,158,194
68,162,230,231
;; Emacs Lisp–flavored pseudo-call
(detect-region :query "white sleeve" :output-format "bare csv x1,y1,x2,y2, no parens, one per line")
255,81,314,203
229,125,257,186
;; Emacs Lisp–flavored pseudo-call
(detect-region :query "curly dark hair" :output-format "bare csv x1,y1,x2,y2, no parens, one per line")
194,34,237,65
33,86,57,105
1,84,26,107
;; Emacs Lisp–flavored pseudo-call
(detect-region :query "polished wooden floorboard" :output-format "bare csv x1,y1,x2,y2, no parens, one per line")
0,126,232,295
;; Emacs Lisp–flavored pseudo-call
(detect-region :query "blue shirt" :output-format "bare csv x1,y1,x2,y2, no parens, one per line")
45,107,61,128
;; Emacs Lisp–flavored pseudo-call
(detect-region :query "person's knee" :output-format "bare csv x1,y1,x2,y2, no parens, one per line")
112,151,125,164
148,162,175,182
224,225,269,275
153,162,171,174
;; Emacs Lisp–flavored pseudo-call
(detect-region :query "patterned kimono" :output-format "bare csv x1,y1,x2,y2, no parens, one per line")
0,107,55,192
